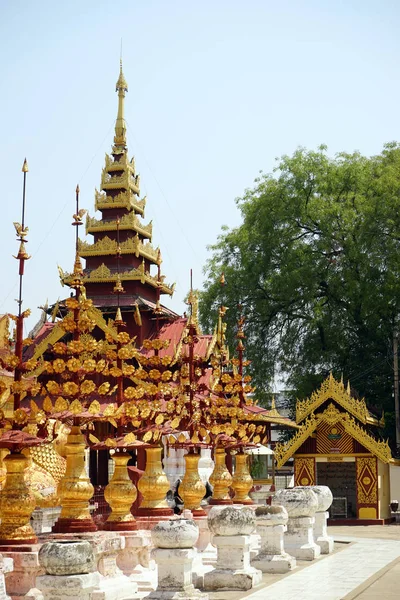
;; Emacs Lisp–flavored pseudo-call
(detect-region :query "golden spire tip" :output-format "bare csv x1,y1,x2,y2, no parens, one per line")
22,158,28,173
76,184,80,194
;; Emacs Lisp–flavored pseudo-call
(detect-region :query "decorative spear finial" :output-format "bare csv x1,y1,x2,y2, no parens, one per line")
22,158,28,173
114,60,128,149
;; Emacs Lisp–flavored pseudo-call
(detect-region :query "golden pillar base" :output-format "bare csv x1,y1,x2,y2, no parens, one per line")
52,425,96,533
103,452,137,531
232,453,254,504
180,452,206,515
0,452,37,544
209,448,233,505
137,446,172,517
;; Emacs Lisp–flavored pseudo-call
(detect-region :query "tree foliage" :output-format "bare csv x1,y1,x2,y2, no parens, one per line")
200,143,400,450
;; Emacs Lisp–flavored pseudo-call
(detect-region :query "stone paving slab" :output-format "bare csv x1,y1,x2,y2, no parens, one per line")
244,535,400,600
138,526,400,600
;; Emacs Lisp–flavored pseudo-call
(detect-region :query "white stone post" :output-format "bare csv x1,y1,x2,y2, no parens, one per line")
311,485,334,554
252,505,296,573
272,487,321,561
36,541,100,600
0,555,13,600
203,505,262,592
3,550,42,600
116,530,157,592
149,519,208,600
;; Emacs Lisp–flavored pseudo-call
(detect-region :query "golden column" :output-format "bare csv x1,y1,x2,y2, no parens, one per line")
52,425,97,532
137,445,172,516
231,452,254,504
209,447,233,505
180,451,206,516
0,452,37,544
103,451,137,530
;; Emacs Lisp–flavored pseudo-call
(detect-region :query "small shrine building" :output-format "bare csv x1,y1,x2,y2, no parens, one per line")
274,375,398,523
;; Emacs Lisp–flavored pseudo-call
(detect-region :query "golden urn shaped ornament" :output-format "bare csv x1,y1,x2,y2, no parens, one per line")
180,451,206,515
52,425,96,532
0,452,37,544
104,451,137,530
231,452,254,504
137,445,172,516
209,447,233,505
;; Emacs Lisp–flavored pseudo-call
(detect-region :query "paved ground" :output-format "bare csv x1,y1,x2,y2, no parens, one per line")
207,524,400,600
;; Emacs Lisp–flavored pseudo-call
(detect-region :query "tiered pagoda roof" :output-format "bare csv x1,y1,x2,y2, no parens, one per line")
59,62,176,333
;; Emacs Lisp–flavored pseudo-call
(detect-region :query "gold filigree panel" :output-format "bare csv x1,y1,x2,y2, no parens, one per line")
356,456,377,505
296,374,369,425
294,457,315,486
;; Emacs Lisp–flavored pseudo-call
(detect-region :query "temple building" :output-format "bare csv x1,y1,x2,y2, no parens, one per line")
274,374,400,523
58,62,177,342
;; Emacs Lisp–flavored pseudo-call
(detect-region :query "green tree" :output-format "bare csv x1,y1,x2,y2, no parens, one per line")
200,143,400,451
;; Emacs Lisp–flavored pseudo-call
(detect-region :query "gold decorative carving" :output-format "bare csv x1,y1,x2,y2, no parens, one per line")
78,234,159,262
103,453,137,530
294,456,316,486
180,453,206,512
63,263,174,295
137,446,170,509
274,413,318,468
356,456,378,504
0,453,37,543
275,401,392,468
231,453,253,503
53,425,96,531
87,306,119,341
86,211,151,239
209,448,233,503
31,323,65,361
94,190,146,216
101,169,140,195
343,416,391,464
296,374,370,424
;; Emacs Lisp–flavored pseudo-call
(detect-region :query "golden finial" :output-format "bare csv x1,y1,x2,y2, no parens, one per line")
220,272,225,286
115,307,123,323
22,158,28,173
114,60,128,148
346,380,351,395
76,184,80,194
116,59,128,92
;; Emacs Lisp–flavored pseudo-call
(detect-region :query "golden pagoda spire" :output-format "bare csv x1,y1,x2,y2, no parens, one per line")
114,60,128,150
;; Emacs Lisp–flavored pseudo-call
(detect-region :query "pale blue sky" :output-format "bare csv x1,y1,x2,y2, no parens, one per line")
1,0,399,333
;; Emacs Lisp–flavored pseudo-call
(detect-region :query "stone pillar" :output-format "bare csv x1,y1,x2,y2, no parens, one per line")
272,487,320,561
116,530,157,592
203,505,262,592
149,519,208,600
0,555,13,600
31,508,61,535
310,485,334,554
2,549,42,600
36,541,100,600
40,532,137,600
251,505,296,573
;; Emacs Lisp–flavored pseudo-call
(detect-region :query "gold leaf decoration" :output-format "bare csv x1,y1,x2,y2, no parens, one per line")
143,431,153,442
124,432,136,444
70,399,83,414
88,400,101,414
155,414,164,425
55,396,69,412
105,438,117,448
89,433,100,444
43,396,53,412
170,417,180,429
